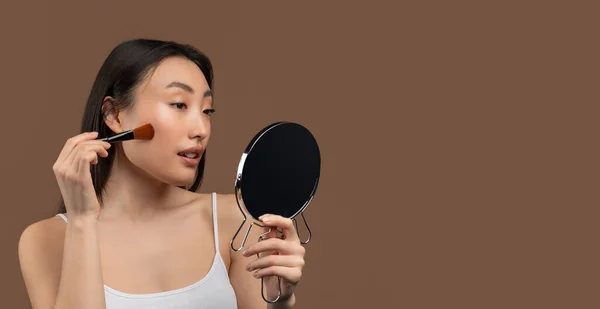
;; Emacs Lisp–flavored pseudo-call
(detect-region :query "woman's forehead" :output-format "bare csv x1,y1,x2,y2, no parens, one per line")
142,57,210,94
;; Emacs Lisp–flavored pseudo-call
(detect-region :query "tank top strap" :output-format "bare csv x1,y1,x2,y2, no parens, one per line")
211,192,220,255
56,213,68,222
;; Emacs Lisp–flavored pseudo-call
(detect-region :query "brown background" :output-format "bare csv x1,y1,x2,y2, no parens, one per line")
1,1,598,308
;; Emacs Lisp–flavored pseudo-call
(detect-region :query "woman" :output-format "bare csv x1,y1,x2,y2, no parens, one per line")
18,39,306,309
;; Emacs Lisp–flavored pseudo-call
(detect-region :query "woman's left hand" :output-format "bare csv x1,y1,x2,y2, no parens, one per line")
243,214,306,303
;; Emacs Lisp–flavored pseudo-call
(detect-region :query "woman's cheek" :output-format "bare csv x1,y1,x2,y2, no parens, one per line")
124,105,173,160
154,104,176,123
152,105,182,142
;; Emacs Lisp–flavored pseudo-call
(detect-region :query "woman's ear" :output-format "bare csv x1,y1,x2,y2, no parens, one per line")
102,96,123,134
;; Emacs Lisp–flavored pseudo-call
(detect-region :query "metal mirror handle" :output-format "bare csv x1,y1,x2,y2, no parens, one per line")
231,217,311,304
258,228,283,303
292,212,312,244
230,221,284,303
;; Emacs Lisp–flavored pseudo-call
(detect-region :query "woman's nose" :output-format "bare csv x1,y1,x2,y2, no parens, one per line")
188,117,209,140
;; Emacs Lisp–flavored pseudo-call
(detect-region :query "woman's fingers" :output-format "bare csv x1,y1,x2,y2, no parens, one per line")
54,132,98,168
243,237,305,257
247,254,304,272
252,266,302,283
259,214,299,242
60,138,105,170
57,140,109,177
77,142,111,174
258,227,279,242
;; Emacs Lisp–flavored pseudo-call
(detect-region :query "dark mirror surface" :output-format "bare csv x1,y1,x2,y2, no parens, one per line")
238,122,321,220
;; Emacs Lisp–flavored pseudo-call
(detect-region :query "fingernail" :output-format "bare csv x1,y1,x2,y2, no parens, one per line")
242,250,248,256
246,264,252,271
253,271,260,278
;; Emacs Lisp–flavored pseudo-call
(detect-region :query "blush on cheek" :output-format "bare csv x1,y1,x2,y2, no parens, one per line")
154,104,176,123
153,106,177,133
119,104,199,185
153,105,187,141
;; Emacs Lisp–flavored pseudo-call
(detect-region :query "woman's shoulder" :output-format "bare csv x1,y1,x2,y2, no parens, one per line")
19,215,66,252
18,215,66,275
189,192,244,228
20,214,66,243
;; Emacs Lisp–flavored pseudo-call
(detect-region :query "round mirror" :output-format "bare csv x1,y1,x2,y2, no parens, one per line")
229,121,321,303
236,121,320,221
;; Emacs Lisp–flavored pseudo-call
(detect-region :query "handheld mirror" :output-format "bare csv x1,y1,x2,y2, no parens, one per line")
230,121,321,303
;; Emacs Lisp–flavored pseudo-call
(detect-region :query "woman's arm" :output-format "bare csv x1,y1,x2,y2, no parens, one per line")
18,215,106,309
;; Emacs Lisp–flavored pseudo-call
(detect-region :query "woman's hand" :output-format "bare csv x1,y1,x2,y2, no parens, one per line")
243,214,306,303
53,132,111,220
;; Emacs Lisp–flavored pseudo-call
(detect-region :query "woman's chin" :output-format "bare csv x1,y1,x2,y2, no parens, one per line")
168,176,197,188
166,180,194,188
146,172,195,188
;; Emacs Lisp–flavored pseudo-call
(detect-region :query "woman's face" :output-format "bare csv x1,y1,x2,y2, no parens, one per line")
113,56,213,187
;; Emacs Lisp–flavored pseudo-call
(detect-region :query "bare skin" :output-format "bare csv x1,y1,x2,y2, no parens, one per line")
18,57,305,309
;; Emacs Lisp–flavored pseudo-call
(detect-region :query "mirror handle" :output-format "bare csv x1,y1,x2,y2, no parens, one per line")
258,228,282,303
293,212,312,245
230,218,252,252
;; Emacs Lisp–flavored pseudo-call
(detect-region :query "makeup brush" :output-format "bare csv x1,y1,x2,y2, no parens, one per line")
98,123,154,143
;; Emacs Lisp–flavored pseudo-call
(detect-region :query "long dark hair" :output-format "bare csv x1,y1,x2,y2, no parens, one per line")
57,39,213,214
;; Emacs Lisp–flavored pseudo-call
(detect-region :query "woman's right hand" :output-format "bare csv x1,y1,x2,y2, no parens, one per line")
52,132,111,220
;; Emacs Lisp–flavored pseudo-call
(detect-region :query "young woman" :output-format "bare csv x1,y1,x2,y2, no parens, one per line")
18,39,306,309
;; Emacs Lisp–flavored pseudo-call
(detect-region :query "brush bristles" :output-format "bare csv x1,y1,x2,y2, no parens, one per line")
133,123,154,140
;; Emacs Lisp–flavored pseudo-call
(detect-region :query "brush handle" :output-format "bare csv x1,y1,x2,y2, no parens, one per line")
97,130,134,143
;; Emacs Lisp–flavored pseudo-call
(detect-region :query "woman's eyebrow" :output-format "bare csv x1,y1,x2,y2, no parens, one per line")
166,81,194,93
165,81,212,98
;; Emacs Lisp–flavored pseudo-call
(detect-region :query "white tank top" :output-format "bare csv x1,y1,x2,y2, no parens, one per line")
56,192,238,309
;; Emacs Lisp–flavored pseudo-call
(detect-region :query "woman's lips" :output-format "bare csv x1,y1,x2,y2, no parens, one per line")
177,146,204,167
178,153,201,166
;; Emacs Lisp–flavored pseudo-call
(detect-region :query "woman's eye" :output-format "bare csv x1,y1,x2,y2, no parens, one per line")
171,102,187,110
203,108,216,116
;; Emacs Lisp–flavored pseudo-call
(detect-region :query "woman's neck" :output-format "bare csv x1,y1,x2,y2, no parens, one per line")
99,151,188,221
